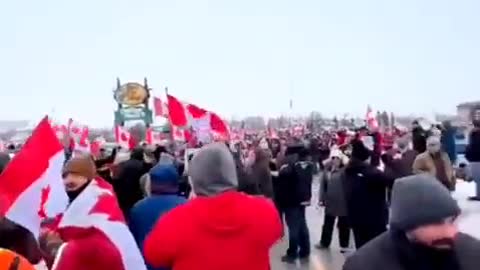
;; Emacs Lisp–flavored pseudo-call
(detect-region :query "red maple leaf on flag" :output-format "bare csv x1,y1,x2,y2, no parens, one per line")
38,185,51,219
88,189,125,223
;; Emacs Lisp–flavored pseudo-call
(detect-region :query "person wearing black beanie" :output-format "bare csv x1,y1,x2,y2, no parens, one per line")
342,138,393,249
350,139,371,162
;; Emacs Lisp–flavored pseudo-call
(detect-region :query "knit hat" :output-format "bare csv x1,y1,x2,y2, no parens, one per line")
389,174,461,231
63,155,96,179
149,164,179,186
189,142,238,196
351,139,371,161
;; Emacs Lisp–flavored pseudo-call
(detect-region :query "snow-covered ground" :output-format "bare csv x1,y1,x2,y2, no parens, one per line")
454,181,480,239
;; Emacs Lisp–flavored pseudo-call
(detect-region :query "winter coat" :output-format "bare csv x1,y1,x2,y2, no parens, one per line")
234,155,258,196
412,127,427,154
274,164,291,208
277,160,313,207
95,148,117,184
382,150,416,180
245,148,274,199
466,128,480,162
319,169,347,217
52,229,124,270
370,131,383,167
113,158,148,215
441,126,457,164
343,231,480,270
343,160,393,228
129,195,186,270
412,152,455,190
248,164,274,199
270,160,286,208
143,191,282,270
293,161,314,204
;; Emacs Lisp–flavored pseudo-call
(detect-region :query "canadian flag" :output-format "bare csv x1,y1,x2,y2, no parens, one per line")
53,178,147,270
145,128,165,145
153,96,168,118
0,117,69,239
166,95,189,127
170,125,186,142
115,126,132,149
209,112,229,141
366,105,379,130
50,119,68,141
292,125,305,138
67,118,86,139
166,94,230,140
90,137,105,158
267,127,279,139
72,127,90,154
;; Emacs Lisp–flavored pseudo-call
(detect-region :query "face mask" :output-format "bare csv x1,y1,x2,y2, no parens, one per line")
66,180,91,202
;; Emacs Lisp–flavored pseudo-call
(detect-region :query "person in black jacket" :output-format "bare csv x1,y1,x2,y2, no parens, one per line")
343,174,480,270
94,147,117,184
269,152,284,222
412,120,428,154
280,145,314,263
113,147,148,217
466,120,480,201
343,138,393,249
248,148,274,199
233,149,258,196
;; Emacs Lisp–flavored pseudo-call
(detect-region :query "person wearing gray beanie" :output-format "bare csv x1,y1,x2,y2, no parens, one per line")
143,143,282,270
343,174,480,270
389,174,460,232
189,142,238,196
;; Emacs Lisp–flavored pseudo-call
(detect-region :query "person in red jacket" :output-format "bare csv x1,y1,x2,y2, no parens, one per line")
144,142,282,270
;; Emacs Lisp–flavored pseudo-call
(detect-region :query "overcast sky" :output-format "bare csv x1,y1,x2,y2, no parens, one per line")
1,0,479,127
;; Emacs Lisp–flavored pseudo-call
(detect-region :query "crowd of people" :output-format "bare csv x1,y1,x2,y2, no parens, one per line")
0,118,480,270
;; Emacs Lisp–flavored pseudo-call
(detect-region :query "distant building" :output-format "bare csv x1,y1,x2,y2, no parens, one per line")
457,101,480,123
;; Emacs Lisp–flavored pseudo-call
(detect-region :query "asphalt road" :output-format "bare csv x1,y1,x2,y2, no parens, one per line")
269,179,480,270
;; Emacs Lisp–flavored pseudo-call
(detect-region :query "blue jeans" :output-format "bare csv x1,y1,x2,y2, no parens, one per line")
284,205,310,258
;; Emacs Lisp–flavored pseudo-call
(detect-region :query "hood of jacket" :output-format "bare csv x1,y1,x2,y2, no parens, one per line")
189,191,251,235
